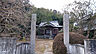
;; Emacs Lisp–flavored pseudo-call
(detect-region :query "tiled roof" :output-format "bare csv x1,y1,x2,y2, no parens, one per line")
39,21,62,27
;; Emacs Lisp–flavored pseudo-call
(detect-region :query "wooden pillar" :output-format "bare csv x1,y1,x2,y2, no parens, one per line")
30,14,36,54
63,13,69,52
49,28,52,39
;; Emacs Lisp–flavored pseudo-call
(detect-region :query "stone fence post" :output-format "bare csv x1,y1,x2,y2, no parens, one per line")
84,39,96,54
63,13,69,53
30,14,36,54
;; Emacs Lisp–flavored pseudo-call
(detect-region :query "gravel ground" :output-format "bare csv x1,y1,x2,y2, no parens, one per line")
35,39,53,54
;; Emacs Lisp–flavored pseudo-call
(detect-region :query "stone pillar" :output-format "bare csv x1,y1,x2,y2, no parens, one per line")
63,13,69,46
0,33,17,54
30,14,36,54
84,39,96,54
63,13,69,53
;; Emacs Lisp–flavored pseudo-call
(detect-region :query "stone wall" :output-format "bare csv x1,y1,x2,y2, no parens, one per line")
1,0,16,3
68,40,96,54
69,44,84,54
16,42,31,54
0,34,17,54
84,39,96,54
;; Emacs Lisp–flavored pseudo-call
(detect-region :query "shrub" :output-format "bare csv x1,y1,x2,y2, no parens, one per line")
53,32,87,54
69,32,87,45
53,33,67,54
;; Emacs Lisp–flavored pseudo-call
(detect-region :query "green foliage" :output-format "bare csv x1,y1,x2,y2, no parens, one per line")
36,28,43,35
89,30,94,38
83,31,87,36
69,17,78,32
31,6,63,25
74,26,79,30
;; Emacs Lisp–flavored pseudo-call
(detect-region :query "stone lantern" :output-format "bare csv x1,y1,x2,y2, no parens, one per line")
0,33,17,54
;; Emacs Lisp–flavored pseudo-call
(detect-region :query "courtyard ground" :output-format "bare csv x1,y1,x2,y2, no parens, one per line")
35,39,53,54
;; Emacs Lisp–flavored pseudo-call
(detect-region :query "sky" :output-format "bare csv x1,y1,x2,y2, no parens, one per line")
29,0,87,13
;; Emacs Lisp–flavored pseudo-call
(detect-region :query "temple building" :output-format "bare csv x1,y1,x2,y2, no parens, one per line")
37,21,62,39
